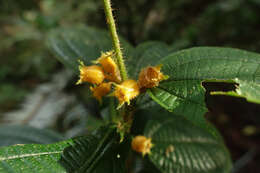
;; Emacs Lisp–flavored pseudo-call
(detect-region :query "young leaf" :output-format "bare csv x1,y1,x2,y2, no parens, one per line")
145,115,232,173
149,47,260,128
47,25,133,72
0,140,72,173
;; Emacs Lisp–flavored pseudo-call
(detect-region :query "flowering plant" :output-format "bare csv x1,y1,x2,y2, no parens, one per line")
1,0,260,173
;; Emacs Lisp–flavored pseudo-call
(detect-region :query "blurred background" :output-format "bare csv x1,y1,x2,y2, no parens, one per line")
0,0,260,172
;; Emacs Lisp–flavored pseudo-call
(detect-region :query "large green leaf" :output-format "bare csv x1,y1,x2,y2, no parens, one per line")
60,126,127,173
132,105,224,142
47,25,133,72
0,125,64,146
0,126,125,173
145,115,232,173
149,47,260,127
0,140,72,173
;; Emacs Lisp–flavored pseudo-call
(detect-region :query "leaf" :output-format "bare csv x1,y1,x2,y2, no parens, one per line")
0,125,64,147
47,25,133,72
127,41,170,78
211,79,260,104
149,47,260,128
133,105,224,142
130,156,161,173
93,137,129,173
0,140,73,173
0,126,126,173
145,115,232,173
60,126,127,173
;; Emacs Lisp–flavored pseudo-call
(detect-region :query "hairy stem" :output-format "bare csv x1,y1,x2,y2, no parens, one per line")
103,0,128,81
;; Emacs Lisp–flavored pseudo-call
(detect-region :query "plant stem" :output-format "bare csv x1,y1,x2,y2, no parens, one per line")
103,0,128,81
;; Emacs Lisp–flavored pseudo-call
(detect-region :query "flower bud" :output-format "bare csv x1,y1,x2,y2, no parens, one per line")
96,51,121,83
138,65,168,89
90,82,111,102
76,61,105,85
131,136,153,156
114,79,139,106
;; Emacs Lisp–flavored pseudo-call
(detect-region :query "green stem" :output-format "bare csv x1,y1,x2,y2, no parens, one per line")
103,0,128,81
109,97,117,121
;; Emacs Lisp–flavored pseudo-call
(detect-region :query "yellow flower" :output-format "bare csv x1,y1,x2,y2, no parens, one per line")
90,82,111,102
131,136,153,156
95,51,121,83
114,79,140,107
76,60,105,85
138,65,168,89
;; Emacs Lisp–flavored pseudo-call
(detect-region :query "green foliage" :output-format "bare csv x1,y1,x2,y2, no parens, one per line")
127,42,170,78
47,25,133,72
3,1,260,173
211,79,260,104
145,115,232,173
149,47,260,129
0,140,71,173
59,127,127,173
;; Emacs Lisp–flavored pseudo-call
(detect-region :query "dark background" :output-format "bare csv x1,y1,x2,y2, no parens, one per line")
0,0,260,172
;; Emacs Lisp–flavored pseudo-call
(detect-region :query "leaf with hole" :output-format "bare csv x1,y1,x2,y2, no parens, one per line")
149,47,260,129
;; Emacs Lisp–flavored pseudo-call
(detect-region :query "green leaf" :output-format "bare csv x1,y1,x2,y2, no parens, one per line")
133,105,223,142
149,47,260,128
60,126,127,173
211,79,260,104
93,137,129,173
0,140,72,173
0,126,126,173
0,125,64,147
47,25,133,72
145,115,232,173
127,41,170,78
